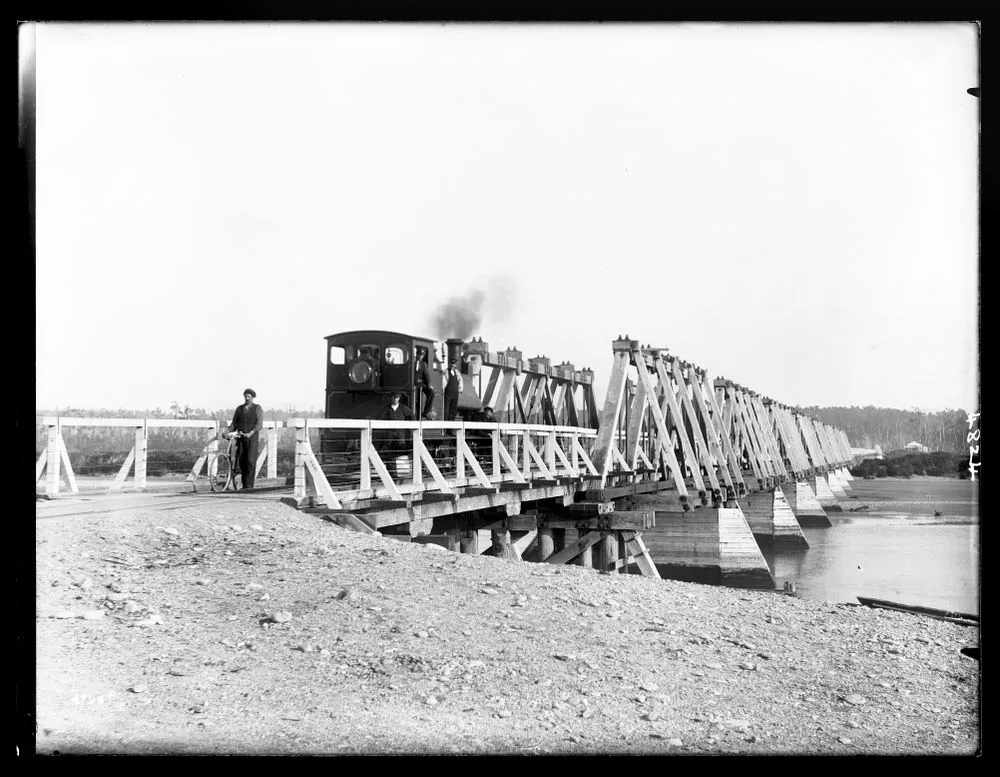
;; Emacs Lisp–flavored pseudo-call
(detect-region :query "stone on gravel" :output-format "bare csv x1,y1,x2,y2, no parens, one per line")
269,611,293,623
128,684,149,694
843,694,868,706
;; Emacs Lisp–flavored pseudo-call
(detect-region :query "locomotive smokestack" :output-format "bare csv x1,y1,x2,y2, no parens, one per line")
445,338,464,367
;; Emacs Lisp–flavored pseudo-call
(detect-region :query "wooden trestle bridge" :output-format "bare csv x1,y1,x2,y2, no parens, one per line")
36,336,856,587
289,337,856,585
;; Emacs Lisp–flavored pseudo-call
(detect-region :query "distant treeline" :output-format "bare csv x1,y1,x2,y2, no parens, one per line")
849,451,971,480
46,449,298,478
35,406,323,457
799,406,972,453
38,405,324,423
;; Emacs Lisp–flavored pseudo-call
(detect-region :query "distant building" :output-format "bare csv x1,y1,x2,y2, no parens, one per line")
904,441,929,453
851,445,884,460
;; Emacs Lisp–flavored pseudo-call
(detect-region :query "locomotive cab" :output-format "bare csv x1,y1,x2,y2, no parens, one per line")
325,330,485,422
326,330,437,420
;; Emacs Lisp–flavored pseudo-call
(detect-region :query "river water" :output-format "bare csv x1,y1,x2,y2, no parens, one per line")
762,477,980,615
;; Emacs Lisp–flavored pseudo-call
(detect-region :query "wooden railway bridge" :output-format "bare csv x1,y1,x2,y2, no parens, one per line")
36,336,856,587
288,336,856,585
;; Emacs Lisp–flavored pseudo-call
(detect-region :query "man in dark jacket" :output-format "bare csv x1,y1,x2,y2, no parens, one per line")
443,358,463,421
378,392,413,455
224,388,264,489
414,347,436,419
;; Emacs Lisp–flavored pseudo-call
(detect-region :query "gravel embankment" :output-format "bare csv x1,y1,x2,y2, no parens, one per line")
33,497,980,755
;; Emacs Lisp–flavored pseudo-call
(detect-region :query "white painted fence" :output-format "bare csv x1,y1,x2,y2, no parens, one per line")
35,418,284,496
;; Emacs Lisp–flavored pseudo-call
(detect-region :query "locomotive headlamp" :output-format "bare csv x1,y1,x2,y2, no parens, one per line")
349,360,373,384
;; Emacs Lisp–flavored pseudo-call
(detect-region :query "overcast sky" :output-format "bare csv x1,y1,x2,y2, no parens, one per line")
29,22,979,415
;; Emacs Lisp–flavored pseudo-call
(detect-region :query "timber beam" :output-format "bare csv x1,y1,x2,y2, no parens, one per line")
585,480,680,503
306,482,587,529
537,511,655,531
566,501,616,515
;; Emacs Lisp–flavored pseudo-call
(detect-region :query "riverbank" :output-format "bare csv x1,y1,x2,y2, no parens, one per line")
33,498,980,755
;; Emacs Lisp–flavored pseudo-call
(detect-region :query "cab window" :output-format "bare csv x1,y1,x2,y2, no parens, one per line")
384,346,408,365
346,344,382,361
330,346,346,365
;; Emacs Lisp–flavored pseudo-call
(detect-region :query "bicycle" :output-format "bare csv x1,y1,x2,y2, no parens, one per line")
209,431,244,492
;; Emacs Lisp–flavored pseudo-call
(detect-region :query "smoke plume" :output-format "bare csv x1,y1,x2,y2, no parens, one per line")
429,275,517,340
430,291,485,340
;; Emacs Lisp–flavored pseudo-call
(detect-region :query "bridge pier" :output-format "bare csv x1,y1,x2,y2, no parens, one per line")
781,481,832,527
736,488,808,548
814,474,843,512
631,496,775,589
827,471,849,499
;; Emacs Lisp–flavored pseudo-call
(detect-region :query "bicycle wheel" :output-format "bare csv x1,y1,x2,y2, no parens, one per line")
210,450,233,492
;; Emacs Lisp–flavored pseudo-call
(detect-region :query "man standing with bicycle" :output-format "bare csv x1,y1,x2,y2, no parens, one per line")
223,388,263,490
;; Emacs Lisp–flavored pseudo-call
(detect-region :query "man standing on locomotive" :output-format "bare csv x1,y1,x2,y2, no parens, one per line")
223,388,264,490
378,392,413,457
414,346,436,419
443,357,463,421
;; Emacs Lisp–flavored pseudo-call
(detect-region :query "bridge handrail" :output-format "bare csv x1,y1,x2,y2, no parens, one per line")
37,417,282,430
291,417,605,510
36,417,285,495
289,417,598,437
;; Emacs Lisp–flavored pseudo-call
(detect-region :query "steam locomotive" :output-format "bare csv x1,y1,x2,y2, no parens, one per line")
319,330,492,482
325,329,486,422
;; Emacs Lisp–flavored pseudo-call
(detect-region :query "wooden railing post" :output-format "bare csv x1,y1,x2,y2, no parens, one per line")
267,422,279,479
294,420,307,501
412,427,423,487
46,420,60,496
134,421,148,489
360,426,372,493
456,426,466,481
492,431,501,479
